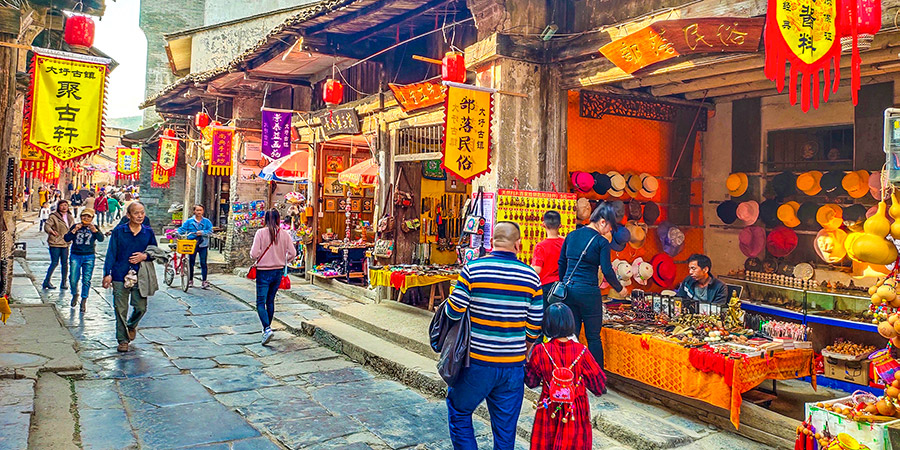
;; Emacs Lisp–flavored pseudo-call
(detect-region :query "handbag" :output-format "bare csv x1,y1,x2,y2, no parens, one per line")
422,159,447,180
544,345,586,404
548,235,596,304
461,188,485,235
430,298,471,386
247,234,276,280
373,239,393,258
123,269,138,289
279,269,291,289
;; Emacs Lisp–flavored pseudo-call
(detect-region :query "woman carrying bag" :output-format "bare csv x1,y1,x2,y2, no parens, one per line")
249,209,296,345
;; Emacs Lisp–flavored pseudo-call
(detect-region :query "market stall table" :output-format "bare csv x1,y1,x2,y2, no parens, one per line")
314,242,374,283
369,268,459,311
600,327,816,429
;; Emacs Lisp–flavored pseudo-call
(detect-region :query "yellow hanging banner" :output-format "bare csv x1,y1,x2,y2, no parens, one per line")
23,52,108,164
116,147,140,181
442,85,492,183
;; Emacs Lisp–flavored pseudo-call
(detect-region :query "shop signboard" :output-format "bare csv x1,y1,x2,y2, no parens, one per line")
389,80,445,112
442,84,492,183
320,109,360,137
261,108,292,160
156,136,178,177
470,191,495,252
208,126,234,176
116,147,140,181
599,18,764,74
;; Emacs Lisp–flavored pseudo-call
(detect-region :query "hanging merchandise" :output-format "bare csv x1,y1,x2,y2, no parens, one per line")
497,189,577,263
150,161,170,188
22,50,109,165
208,126,234,176
116,146,140,181
442,83,492,183
261,108,292,160
156,129,178,177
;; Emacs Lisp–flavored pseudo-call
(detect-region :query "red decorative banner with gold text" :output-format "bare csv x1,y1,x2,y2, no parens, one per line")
208,127,233,177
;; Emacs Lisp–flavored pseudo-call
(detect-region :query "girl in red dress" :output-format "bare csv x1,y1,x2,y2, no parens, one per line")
525,303,607,450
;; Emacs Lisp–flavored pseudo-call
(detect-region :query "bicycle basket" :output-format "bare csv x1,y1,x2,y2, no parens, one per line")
175,239,197,255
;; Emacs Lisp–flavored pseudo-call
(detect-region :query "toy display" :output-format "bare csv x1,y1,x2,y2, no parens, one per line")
232,200,266,232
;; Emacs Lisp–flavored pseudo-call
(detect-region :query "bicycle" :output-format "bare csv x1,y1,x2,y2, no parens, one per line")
163,233,197,292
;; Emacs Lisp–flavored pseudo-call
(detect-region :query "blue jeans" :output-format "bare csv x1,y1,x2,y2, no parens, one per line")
255,269,282,331
43,247,69,287
447,362,524,450
69,253,95,300
188,246,208,281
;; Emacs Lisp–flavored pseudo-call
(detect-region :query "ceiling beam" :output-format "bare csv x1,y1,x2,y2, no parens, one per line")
303,0,392,35
713,73,900,103
244,72,312,87
348,0,449,45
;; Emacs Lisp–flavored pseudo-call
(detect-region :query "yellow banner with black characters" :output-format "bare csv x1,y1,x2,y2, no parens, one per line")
442,85,492,183
116,147,140,181
24,53,107,163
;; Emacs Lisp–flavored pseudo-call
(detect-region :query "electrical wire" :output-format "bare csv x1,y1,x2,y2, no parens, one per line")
346,16,474,70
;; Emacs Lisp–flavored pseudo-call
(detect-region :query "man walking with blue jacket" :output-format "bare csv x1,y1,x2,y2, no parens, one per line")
177,204,214,289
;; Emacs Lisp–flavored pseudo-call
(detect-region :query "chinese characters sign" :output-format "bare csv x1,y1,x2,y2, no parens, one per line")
261,108,291,160
442,85,492,183
156,136,178,176
151,161,170,188
764,0,842,111
599,18,764,74
20,142,48,176
389,81,445,112
319,109,360,137
209,126,234,177
24,53,108,164
116,147,140,181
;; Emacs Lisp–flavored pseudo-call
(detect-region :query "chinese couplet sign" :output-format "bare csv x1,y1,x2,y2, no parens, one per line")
209,127,234,176
600,18,765,74
156,136,178,176
442,85,492,183
389,81,445,112
261,108,291,160
764,0,842,111
116,147,140,181
151,161,170,188
23,52,108,165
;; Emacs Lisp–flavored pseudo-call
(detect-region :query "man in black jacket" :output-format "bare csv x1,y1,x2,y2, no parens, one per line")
675,254,728,305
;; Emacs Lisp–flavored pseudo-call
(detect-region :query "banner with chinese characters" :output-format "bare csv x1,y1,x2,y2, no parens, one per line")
20,142,48,176
764,0,842,111
23,51,108,165
442,84,492,183
151,161,170,188
261,108,291,160
116,146,140,181
389,80,445,112
599,18,765,74
208,126,234,176
156,136,178,177
37,157,59,183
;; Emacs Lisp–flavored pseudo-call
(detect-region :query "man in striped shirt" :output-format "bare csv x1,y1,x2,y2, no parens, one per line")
445,221,543,450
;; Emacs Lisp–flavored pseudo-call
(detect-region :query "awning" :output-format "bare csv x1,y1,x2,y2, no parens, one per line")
337,158,377,188
260,150,310,181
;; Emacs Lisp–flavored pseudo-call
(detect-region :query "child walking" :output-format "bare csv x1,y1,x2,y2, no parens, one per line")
39,202,50,231
525,303,607,450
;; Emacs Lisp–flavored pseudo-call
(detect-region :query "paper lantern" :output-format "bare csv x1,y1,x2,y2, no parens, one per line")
839,0,882,52
194,112,210,129
323,79,343,105
163,128,176,138
64,15,95,51
441,52,465,83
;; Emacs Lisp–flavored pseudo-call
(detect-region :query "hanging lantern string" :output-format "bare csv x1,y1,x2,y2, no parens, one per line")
74,0,83,12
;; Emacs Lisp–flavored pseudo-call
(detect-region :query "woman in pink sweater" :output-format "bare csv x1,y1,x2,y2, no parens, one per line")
249,209,297,345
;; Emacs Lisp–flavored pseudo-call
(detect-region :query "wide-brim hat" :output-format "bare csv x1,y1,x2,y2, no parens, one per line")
608,171,626,197
842,204,867,231
767,226,799,258
614,259,633,283
576,197,591,221
650,253,677,288
736,200,759,224
643,201,660,225
771,172,797,198
739,226,766,258
796,171,823,196
624,172,641,197
727,173,749,197
663,223,685,257
869,171,883,200
777,201,801,228
759,199,781,228
797,202,819,227
627,221,649,249
639,173,659,199
815,228,848,264
816,204,843,230
610,226,631,252
842,170,870,199
632,257,653,285
571,171,593,193
717,200,739,224
821,171,847,198
592,172,612,196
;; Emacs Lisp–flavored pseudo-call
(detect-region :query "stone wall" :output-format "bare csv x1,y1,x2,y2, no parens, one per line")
136,141,187,233
203,0,318,25
139,0,205,126
190,10,300,73
223,96,265,269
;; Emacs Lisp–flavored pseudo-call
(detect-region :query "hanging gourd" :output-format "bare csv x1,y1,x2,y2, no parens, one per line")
64,15,95,52
323,79,344,105
441,52,466,83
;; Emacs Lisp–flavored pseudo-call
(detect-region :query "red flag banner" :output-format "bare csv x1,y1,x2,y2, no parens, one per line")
208,126,234,177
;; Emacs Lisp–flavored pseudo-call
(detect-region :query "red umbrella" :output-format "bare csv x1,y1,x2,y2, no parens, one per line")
338,159,378,188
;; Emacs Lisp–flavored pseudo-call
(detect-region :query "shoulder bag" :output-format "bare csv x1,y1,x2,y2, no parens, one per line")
247,233,276,280
547,235,596,304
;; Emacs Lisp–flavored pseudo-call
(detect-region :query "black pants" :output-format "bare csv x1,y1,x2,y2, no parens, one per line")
562,284,604,368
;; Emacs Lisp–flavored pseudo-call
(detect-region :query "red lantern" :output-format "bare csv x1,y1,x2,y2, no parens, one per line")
441,52,466,83
163,129,176,138
323,79,343,105
64,15,95,51
839,0,881,52
194,112,210,129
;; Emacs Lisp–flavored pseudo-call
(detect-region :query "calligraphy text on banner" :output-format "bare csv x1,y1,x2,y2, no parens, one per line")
599,18,765,74
389,81,446,112
157,137,179,176
442,85,492,183
24,53,108,163
20,142,48,176
319,109,360,137
261,108,292,160
209,127,234,177
116,147,140,181
151,161,170,188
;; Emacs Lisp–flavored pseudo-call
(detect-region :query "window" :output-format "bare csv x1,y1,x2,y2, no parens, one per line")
765,125,853,172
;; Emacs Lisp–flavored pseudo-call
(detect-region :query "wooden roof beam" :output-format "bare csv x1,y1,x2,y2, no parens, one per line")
348,0,450,45
303,0,392,35
684,65,900,99
713,73,900,103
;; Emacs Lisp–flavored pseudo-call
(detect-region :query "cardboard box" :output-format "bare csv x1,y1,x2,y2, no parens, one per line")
824,356,870,385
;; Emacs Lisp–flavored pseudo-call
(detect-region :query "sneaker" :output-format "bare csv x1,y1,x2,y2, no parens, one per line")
60,283,68,290
262,328,273,346
79,298,86,313
187,280,194,288
42,282,55,290
201,280,210,290
117,342,129,352
70,297,78,308
127,326,137,342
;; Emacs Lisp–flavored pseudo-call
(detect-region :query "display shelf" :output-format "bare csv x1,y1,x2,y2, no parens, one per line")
805,314,878,333
740,301,806,322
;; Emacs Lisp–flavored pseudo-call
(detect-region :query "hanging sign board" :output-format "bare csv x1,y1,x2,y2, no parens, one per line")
441,84,492,183
599,18,765,74
389,80,445,112
209,126,234,176
319,109,360,137
261,108,292,160
151,161,170,188
116,147,140,181
156,136,178,176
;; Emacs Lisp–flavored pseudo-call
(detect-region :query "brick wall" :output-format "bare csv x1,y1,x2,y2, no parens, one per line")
136,142,186,233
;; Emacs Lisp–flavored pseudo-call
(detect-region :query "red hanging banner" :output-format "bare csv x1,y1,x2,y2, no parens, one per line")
151,161,170,188
764,0,842,111
156,136,179,177
208,126,234,177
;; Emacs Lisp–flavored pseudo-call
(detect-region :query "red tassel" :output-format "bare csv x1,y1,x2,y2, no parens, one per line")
806,434,813,450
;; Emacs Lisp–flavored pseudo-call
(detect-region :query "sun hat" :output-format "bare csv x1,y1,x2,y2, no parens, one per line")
650,253,677,288
642,201,660,225
842,170,870,199
613,259,633,286
820,171,847,198
797,202,819,227
657,221,685,256
816,204,843,230
767,226,799,258
607,171,626,197
717,200,739,224
638,173,659,198
759,199,781,227
815,228,848,263
739,226,766,258
592,172,612,196
626,201,643,221
632,257,654,285
796,171,823,196
777,201,801,228
624,172,641,197
726,173,749,197
571,171,594,193
627,221,649,249
736,200,759,224
771,172,797,198
576,198,591,221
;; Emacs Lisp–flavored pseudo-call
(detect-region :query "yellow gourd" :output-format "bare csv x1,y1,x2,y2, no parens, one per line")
878,284,897,302
852,233,899,265
865,202,891,238
891,192,900,219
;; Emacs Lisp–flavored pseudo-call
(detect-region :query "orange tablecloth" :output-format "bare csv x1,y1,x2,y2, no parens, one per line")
600,327,816,429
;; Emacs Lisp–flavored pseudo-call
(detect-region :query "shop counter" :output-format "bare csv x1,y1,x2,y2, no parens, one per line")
369,268,458,311
600,327,816,429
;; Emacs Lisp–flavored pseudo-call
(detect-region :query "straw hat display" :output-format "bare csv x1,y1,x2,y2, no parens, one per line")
608,171,626,197
796,171,823,196
638,173,659,198
631,257,653,285
726,173,749,197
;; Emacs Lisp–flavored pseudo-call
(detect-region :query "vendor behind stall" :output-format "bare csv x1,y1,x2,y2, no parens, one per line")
675,254,727,304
